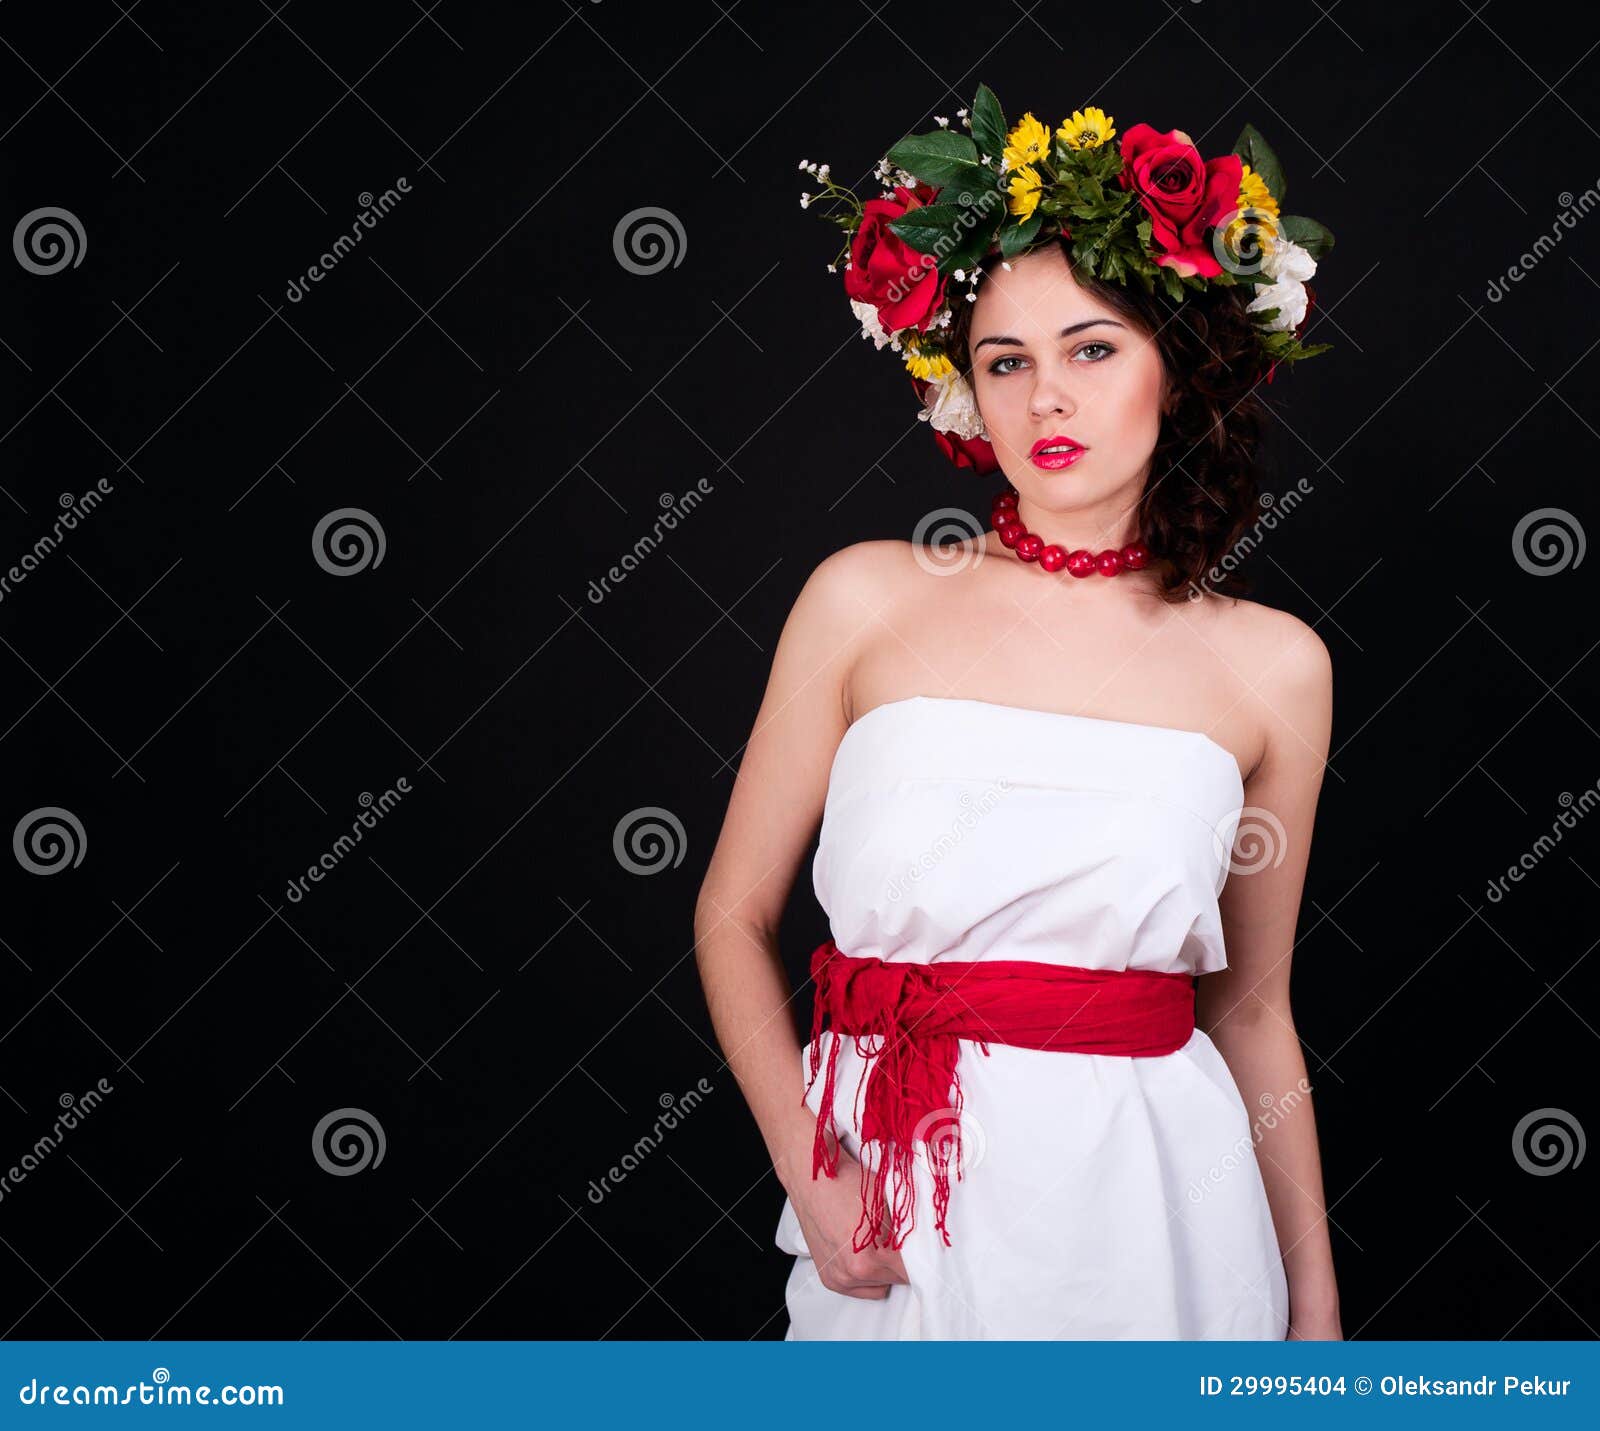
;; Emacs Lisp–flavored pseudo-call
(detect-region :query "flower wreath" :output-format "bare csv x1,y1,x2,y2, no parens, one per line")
799,85,1334,474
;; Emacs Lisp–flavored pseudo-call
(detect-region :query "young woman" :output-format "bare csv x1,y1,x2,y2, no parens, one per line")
694,104,1341,1340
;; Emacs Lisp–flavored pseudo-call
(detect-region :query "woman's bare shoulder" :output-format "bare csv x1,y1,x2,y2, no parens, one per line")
1202,594,1333,759
796,538,921,613
1204,594,1331,683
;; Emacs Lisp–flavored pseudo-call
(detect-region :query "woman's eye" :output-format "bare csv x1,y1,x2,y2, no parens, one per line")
988,343,1115,375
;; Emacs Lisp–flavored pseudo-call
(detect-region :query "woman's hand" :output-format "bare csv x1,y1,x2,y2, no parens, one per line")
787,1138,909,1299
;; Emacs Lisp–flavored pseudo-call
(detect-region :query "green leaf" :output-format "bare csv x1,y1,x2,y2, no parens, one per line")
1159,265,1185,302
939,207,1003,275
1233,123,1286,209
1278,214,1334,261
969,84,1007,166
999,209,1043,258
886,203,968,256
886,130,983,187
1250,306,1281,325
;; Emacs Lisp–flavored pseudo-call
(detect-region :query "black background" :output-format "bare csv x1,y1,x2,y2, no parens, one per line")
0,0,1596,1341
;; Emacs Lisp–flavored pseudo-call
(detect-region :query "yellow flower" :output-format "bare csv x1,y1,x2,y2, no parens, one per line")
1001,112,1051,172
903,338,954,382
1056,107,1115,150
1238,163,1280,219
1222,163,1281,255
1006,163,1043,223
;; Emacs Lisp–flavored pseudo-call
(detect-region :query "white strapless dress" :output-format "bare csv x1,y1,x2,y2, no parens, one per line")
774,695,1290,1340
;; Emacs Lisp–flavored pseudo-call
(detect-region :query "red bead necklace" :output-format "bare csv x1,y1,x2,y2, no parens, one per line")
991,488,1151,577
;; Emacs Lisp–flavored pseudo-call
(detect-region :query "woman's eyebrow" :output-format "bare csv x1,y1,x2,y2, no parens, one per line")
973,319,1128,352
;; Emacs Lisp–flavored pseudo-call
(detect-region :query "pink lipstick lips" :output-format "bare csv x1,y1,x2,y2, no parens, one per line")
1029,435,1087,471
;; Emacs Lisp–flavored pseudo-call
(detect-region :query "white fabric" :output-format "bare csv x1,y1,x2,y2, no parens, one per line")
774,695,1289,1340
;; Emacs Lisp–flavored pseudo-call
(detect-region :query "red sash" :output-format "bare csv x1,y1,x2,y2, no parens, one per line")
803,938,1197,1252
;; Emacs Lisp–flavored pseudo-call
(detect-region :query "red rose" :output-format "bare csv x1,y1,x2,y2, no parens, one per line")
844,182,947,333
910,374,999,473
932,427,1000,473
1116,124,1242,280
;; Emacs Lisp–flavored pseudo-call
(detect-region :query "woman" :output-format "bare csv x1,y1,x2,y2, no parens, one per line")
693,98,1341,1340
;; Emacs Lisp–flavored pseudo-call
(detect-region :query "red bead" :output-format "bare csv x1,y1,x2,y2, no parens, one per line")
996,521,1023,548
1015,533,1044,561
1038,544,1067,572
1096,549,1124,576
994,491,1018,510
1065,549,1096,577
1121,542,1149,570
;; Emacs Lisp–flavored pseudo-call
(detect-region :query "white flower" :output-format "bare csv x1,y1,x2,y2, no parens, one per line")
849,298,893,349
1247,236,1315,331
1261,234,1316,283
918,369,987,439
1247,278,1307,331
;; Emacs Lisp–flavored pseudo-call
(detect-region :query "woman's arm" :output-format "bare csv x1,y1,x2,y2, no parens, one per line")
1195,613,1341,1339
693,542,909,1299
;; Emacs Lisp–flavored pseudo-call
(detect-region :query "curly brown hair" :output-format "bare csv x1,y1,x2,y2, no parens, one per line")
946,236,1272,603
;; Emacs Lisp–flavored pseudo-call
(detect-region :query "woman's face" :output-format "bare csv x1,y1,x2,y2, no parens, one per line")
967,245,1168,513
